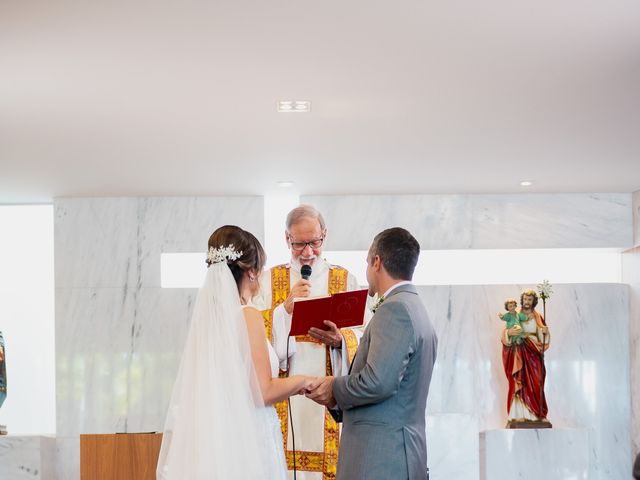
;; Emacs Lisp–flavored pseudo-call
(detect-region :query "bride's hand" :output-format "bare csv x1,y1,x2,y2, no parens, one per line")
298,376,318,395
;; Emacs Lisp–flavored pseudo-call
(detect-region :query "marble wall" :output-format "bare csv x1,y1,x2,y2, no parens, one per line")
624,252,640,460
302,193,632,250
304,193,634,478
54,196,264,480
634,190,640,248
421,283,630,480
625,189,640,460
51,193,635,480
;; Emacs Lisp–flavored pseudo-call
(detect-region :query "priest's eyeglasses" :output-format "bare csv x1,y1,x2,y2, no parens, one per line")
288,236,325,251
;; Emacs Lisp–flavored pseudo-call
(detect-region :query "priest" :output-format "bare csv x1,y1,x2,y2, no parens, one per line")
254,204,367,480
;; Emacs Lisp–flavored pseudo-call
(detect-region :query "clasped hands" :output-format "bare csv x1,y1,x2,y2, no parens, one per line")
301,376,337,408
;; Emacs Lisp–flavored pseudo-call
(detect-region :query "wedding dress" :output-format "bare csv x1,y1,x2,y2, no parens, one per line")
253,307,288,479
157,260,287,479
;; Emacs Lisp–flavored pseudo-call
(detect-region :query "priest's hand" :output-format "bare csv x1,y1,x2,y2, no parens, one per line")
309,320,342,348
305,376,336,408
284,279,312,314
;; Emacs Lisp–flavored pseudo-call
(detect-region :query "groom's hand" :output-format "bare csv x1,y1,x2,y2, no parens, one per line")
305,376,336,408
304,377,324,394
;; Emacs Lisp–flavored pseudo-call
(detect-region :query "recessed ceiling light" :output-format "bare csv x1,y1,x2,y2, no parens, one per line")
277,100,311,113
520,181,533,187
277,181,295,188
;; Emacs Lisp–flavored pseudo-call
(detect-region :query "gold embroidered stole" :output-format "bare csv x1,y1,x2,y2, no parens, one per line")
340,328,359,366
262,265,349,480
261,266,290,343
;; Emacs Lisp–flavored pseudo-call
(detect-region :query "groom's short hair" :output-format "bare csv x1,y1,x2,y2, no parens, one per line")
370,227,420,280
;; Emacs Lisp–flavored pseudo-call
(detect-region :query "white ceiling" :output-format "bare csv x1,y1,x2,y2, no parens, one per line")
1,0,639,203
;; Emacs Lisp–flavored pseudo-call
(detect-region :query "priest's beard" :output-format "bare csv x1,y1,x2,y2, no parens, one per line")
291,255,317,271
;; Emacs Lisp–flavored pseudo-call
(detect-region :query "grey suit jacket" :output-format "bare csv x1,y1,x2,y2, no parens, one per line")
332,284,437,480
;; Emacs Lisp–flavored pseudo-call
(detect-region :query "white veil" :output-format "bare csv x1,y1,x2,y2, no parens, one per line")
157,261,276,479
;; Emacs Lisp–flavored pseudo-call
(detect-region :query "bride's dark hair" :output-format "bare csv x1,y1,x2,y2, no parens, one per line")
207,225,267,290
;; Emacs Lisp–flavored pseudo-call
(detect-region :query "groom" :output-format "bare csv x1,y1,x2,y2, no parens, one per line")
306,227,438,480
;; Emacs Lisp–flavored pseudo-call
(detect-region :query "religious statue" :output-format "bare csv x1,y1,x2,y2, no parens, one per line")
0,331,6,410
498,298,526,343
500,282,552,428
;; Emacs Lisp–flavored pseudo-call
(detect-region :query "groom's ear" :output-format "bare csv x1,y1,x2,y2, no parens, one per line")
372,255,382,271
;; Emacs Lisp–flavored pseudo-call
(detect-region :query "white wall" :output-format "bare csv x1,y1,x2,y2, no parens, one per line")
0,205,55,434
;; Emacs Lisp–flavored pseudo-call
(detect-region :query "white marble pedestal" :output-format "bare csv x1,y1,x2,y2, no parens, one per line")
480,428,589,480
0,435,56,480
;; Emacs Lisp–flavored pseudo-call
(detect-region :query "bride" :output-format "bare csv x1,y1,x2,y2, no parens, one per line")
157,225,315,479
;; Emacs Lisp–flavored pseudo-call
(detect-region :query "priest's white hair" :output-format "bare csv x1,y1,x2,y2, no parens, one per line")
286,204,326,232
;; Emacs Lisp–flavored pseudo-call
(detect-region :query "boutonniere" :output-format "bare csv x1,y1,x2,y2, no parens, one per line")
371,295,385,314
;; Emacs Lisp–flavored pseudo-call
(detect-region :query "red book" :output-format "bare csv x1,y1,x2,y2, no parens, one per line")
289,289,368,336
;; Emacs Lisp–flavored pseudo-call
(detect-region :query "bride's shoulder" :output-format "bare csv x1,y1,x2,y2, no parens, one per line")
242,305,264,323
242,306,267,337
242,305,261,315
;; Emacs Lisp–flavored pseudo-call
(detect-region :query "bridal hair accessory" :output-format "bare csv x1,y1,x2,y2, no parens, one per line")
207,244,243,264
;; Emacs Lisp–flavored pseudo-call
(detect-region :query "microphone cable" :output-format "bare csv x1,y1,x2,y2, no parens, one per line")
286,336,297,480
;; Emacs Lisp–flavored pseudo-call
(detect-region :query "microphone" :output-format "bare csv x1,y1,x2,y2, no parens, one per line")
301,265,312,280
